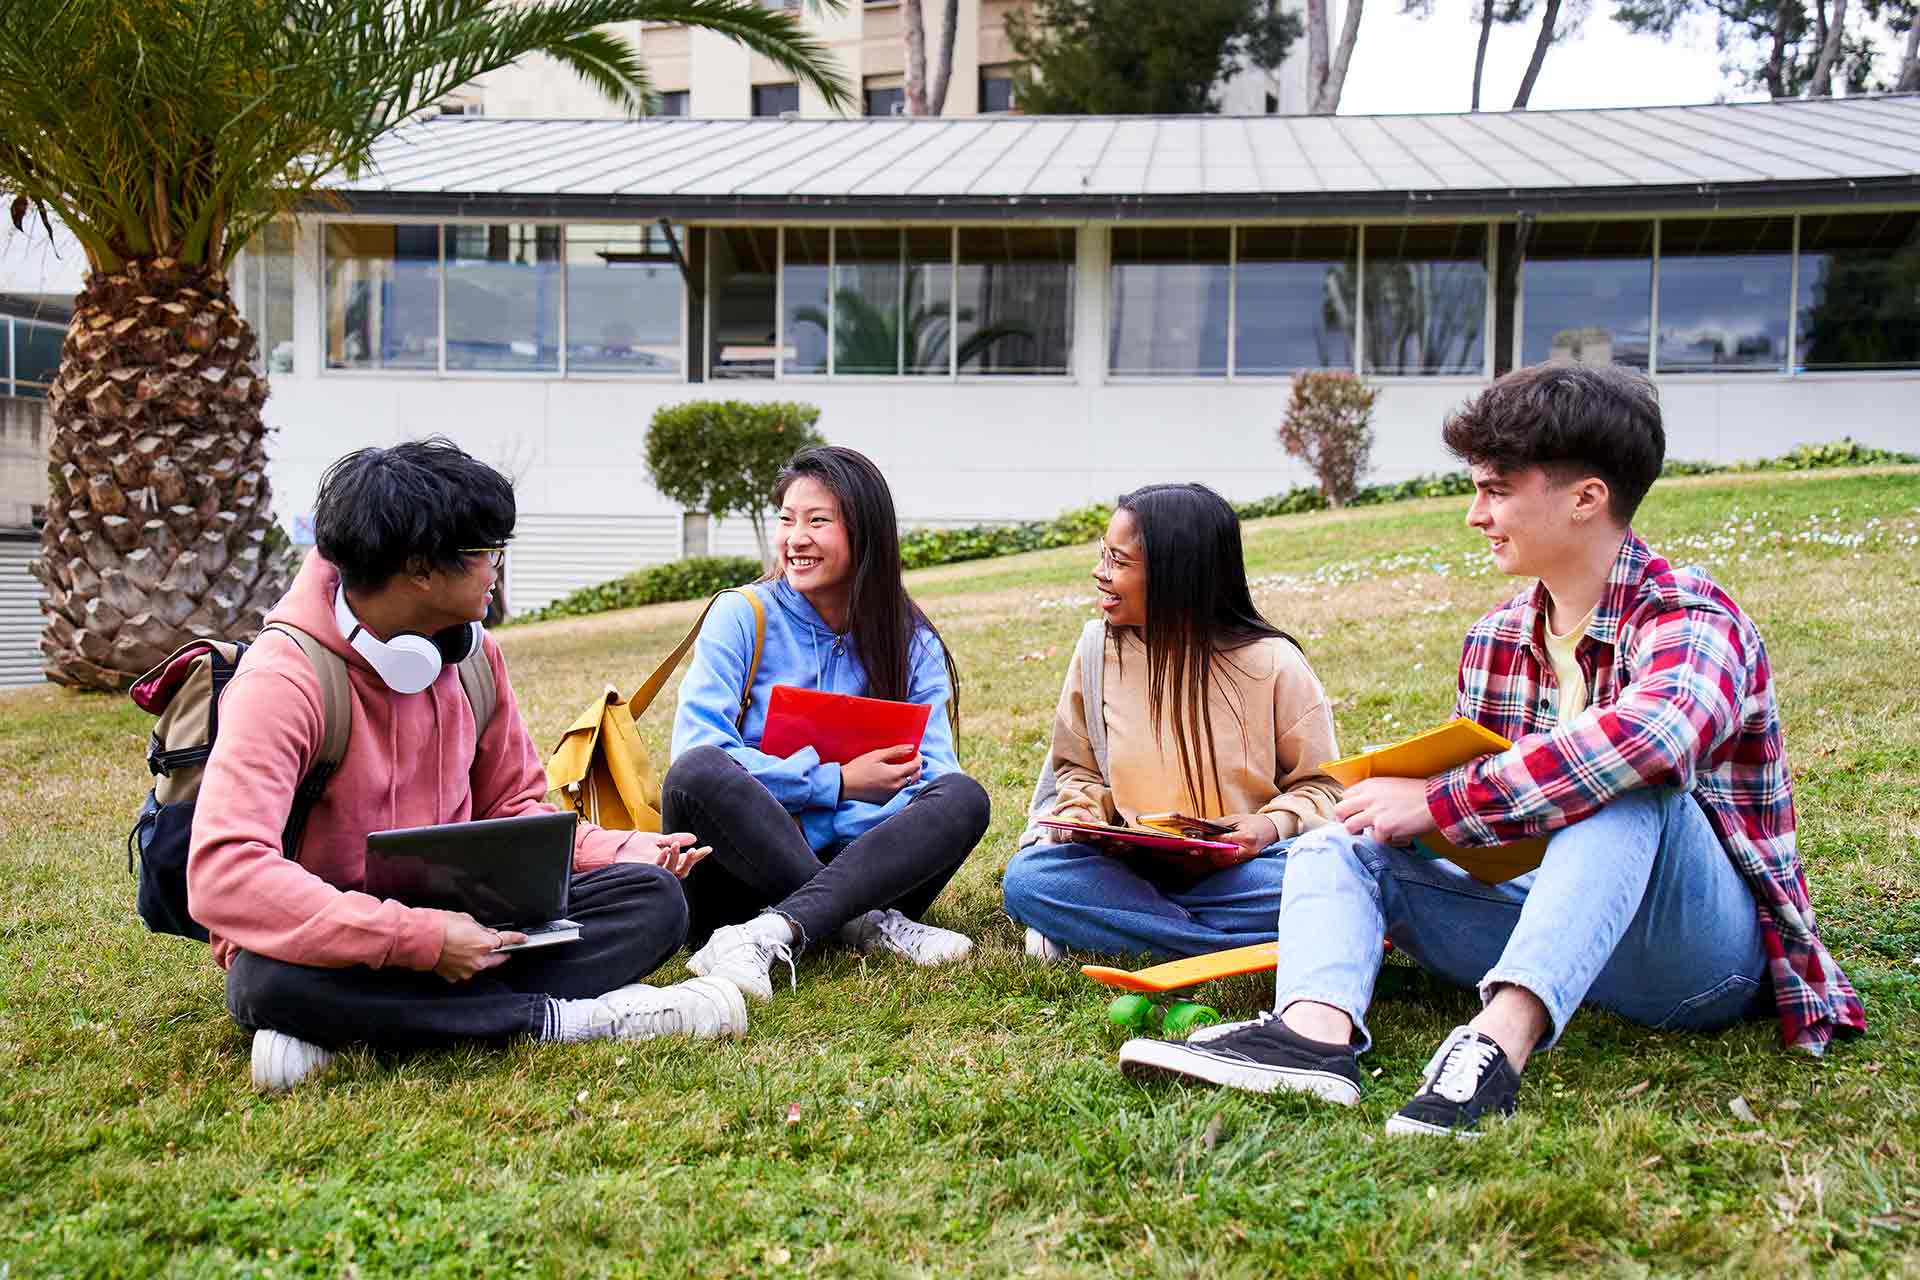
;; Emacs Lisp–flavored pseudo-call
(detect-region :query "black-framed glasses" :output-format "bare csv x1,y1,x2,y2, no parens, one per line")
459,546,507,570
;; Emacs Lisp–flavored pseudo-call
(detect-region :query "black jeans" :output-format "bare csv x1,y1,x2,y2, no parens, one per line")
225,862,688,1051
661,745,991,950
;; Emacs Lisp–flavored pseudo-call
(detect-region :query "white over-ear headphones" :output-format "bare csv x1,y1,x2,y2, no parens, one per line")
334,586,480,695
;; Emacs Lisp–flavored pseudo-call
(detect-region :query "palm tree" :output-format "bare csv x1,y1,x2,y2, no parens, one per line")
0,0,849,690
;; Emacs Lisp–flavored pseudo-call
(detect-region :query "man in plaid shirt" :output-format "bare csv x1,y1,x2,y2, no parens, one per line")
1121,363,1864,1136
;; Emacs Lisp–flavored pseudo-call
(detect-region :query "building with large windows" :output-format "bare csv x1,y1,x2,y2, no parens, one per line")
239,96,1920,615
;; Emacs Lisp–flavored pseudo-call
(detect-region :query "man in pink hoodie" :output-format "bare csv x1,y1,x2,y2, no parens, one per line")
189,439,746,1091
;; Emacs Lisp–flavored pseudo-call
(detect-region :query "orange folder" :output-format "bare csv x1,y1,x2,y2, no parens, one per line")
1320,717,1547,885
757,684,932,766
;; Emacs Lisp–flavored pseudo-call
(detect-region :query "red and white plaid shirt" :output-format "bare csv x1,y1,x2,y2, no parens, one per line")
1425,531,1864,1054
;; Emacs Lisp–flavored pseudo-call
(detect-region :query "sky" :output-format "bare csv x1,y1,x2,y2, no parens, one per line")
1,6,1910,298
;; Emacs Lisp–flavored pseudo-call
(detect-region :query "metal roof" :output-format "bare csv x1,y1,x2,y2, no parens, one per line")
335,94,1920,221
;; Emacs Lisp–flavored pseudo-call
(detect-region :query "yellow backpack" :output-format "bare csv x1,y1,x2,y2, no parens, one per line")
545,588,765,831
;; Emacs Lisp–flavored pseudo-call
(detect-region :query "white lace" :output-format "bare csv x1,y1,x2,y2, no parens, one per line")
1422,1029,1500,1103
872,910,971,963
747,933,798,991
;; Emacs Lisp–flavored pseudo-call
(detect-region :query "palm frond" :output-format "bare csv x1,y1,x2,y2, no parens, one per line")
0,0,852,273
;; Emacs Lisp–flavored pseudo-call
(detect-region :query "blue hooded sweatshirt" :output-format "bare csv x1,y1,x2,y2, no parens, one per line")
670,577,960,852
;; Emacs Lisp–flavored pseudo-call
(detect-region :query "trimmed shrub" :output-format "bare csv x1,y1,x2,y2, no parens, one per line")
644,400,825,565
898,503,1115,571
508,556,762,625
1277,372,1380,508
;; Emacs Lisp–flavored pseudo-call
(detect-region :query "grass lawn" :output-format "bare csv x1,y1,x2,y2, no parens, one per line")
5,467,1919,1277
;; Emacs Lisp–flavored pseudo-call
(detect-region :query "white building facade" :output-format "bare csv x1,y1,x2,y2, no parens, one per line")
238,102,1920,616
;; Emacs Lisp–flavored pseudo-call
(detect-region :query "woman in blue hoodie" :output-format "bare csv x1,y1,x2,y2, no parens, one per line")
664,446,991,1000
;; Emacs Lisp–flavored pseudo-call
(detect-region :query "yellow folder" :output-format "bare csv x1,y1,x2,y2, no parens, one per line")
1320,717,1547,885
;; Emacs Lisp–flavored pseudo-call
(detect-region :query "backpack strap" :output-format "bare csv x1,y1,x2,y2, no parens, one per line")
456,642,498,739
626,586,767,731
261,623,352,862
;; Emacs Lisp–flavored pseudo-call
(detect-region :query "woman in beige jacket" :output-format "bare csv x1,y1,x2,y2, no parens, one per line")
1002,483,1343,960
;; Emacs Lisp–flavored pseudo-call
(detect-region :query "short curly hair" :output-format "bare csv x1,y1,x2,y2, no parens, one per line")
1442,363,1666,524
315,437,516,593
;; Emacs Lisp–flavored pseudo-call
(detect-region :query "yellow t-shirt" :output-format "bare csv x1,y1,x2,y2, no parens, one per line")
1543,599,1600,724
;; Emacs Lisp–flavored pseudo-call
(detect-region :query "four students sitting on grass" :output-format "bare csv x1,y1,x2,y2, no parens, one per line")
188,368,1862,1105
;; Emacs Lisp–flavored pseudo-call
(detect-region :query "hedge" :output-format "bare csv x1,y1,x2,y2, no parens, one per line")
506,555,763,625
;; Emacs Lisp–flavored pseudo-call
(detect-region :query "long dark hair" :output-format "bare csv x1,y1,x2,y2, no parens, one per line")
769,446,961,728
1114,483,1298,814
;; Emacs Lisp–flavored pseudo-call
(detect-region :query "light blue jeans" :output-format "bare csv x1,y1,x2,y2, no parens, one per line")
1002,838,1294,960
1274,787,1770,1053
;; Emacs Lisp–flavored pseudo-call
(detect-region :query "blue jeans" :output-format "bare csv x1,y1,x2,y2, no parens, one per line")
1002,839,1293,960
1274,787,1769,1053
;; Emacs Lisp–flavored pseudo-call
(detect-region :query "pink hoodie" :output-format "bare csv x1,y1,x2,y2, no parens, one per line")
187,550,632,972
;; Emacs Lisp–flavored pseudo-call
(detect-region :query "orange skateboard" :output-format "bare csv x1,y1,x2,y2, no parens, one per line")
1081,939,1393,1038
1080,943,1279,1037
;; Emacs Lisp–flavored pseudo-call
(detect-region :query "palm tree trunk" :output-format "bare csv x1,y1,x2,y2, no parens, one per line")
1512,0,1561,109
1901,17,1920,92
1322,0,1366,113
1471,0,1495,110
1306,0,1331,112
927,0,958,114
903,0,930,115
1809,0,1844,96
34,258,288,690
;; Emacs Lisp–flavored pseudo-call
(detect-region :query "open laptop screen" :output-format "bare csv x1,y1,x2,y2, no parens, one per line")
363,811,576,930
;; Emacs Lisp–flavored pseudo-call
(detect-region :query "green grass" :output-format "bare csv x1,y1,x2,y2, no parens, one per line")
5,467,1920,1276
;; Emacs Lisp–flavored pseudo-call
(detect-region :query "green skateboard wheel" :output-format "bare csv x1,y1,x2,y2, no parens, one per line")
1163,1002,1221,1037
1108,993,1159,1030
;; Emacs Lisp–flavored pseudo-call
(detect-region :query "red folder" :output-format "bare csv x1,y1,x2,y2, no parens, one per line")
757,684,933,765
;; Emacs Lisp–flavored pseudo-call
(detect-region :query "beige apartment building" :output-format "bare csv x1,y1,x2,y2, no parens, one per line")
455,0,1296,119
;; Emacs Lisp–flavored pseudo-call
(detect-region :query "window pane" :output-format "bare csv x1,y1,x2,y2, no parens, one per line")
566,224,683,375
443,224,559,371
1363,224,1486,376
903,228,952,376
1110,227,1229,376
12,317,62,396
782,227,830,375
654,90,688,117
325,223,439,370
956,227,1074,375
1796,211,1920,371
1521,221,1652,369
834,228,903,375
1657,217,1792,373
864,84,904,117
752,82,799,116
709,227,778,380
241,221,297,375
979,67,1015,113
1235,226,1356,374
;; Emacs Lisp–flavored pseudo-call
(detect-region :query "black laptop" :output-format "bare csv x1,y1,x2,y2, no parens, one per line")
364,811,581,950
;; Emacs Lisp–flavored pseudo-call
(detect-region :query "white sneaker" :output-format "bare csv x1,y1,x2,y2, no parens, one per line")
852,908,973,966
1023,927,1068,963
250,1029,335,1093
687,922,795,1002
596,976,748,1041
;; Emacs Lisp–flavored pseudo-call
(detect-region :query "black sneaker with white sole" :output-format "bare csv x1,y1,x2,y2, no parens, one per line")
1384,1025,1521,1138
1118,1011,1363,1104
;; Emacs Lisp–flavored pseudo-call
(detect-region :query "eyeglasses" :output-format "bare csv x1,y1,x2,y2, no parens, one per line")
459,546,507,570
1096,541,1135,572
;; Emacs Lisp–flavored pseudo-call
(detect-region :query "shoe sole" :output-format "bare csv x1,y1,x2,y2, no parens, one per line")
1118,1039,1362,1105
250,1031,333,1093
1384,1112,1484,1139
686,950,773,1003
